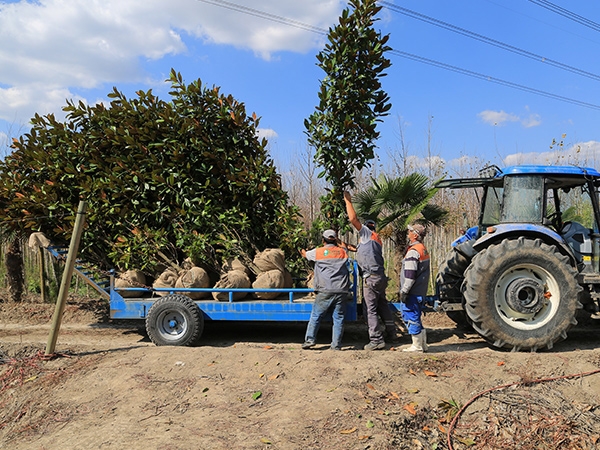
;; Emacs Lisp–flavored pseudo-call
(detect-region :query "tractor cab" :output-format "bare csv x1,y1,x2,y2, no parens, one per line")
437,165,600,272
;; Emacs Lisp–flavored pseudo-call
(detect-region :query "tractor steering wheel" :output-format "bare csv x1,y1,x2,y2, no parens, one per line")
546,211,562,231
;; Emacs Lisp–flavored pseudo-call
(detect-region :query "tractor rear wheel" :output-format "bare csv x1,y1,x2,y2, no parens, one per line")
463,237,581,351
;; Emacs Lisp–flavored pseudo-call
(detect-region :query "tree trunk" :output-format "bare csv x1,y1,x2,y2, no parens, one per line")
393,230,410,284
6,237,24,302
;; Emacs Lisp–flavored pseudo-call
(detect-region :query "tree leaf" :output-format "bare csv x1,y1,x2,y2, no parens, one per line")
457,437,476,446
403,402,418,415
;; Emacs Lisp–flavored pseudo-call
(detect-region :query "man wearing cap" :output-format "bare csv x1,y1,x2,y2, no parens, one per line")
399,222,430,352
344,191,399,351
300,229,350,350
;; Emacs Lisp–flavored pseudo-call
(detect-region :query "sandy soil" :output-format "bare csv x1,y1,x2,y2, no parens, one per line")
1,295,600,450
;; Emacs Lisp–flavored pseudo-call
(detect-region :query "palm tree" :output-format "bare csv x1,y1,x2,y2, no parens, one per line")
352,173,447,276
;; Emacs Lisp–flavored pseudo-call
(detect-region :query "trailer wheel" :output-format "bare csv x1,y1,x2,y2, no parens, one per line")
146,294,204,346
463,237,581,351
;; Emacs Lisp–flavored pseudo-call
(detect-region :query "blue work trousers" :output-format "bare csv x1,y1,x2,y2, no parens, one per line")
400,294,425,335
305,292,347,349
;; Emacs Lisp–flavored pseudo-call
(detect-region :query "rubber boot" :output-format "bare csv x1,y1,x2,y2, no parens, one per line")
402,332,424,352
421,328,428,352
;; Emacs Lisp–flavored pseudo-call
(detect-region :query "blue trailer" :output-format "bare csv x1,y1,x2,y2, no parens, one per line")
110,262,363,346
47,249,409,346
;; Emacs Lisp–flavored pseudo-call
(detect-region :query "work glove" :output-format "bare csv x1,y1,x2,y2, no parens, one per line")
398,292,408,303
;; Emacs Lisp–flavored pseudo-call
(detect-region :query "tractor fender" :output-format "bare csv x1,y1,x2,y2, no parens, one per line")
451,226,479,247
473,223,577,266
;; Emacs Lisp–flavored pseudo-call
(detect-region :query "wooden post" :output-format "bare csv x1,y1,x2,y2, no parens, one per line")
45,201,87,356
38,246,47,303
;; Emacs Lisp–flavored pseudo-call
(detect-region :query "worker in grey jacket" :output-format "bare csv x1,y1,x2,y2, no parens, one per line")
344,191,399,350
300,229,350,351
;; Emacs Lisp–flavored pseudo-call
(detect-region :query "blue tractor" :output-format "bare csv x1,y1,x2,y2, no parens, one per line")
436,165,600,351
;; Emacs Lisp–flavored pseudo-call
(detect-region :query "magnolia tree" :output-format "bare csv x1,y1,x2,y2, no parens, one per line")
0,70,306,296
305,0,392,232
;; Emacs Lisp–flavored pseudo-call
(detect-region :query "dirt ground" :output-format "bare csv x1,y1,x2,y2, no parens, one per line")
2,294,600,450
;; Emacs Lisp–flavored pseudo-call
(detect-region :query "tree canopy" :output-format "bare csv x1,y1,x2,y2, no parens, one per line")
305,0,392,232
0,70,304,275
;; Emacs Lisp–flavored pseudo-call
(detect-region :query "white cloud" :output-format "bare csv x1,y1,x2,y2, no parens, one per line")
0,83,87,122
429,142,600,177
399,141,600,180
445,154,492,176
257,128,278,140
191,1,339,60
521,114,541,128
478,110,519,126
503,141,600,167
478,109,542,129
403,154,447,175
0,0,343,122
0,1,177,88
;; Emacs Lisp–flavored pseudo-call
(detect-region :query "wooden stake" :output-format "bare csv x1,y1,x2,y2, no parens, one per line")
45,201,87,356
39,246,47,303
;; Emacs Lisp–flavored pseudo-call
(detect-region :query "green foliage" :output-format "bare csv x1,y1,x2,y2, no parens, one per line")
562,204,594,229
304,0,392,232
275,204,310,277
353,173,447,245
0,69,303,275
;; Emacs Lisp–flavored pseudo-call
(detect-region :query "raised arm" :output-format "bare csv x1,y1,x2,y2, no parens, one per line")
343,191,362,231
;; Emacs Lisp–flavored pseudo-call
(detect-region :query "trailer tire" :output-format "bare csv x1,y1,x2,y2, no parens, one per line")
146,294,204,346
463,237,581,351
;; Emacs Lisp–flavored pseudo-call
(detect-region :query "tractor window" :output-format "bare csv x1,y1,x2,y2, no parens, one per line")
481,186,503,226
558,185,596,230
501,176,544,223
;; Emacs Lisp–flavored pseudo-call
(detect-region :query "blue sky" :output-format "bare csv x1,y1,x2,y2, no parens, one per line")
1,0,600,177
